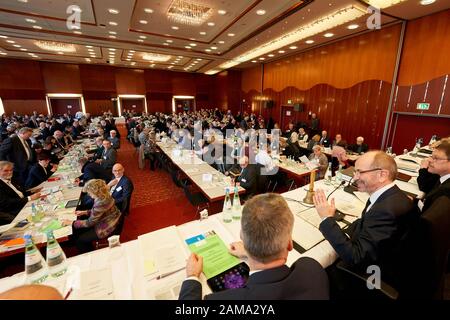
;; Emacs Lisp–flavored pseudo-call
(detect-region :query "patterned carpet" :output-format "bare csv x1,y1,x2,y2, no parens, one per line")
116,125,198,242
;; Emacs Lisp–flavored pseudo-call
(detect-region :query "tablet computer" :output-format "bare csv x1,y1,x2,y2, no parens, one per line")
65,199,79,208
206,262,250,292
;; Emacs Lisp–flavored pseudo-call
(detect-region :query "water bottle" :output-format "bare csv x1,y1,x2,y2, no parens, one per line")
325,164,332,185
232,186,242,220
46,230,67,278
336,164,343,184
24,234,48,284
222,188,233,223
31,203,37,222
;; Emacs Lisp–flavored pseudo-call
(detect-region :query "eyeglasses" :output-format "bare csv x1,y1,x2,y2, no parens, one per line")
354,168,382,175
430,156,449,162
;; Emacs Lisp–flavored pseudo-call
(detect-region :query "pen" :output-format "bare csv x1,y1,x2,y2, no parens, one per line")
156,267,186,280
64,287,73,300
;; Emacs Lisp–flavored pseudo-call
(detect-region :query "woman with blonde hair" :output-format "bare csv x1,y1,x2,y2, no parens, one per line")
64,179,121,253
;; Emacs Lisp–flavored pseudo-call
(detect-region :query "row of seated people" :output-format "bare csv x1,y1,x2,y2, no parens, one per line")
179,144,450,300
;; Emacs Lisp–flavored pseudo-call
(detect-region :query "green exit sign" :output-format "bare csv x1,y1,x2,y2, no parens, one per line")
417,103,430,110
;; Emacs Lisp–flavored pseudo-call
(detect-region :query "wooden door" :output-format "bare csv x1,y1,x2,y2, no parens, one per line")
120,98,144,115
281,105,295,131
49,98,81,116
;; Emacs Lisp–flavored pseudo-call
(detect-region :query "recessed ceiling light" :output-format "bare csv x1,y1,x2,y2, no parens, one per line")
109,31,117,35
324,33,334,37
305,39,314,44
109,35,116,39
126,59,131,61
205,49,211,52
207,22,215,26
218,10,227,15
32,26,42,29
228,33,235,37
20,48,27,51
211,46,217,50
108,48,116,51
166,39,173,43
18,0,28,3
25,18,36,23
196,58,202,61
13,44,21,48
278,50,285,53
85,58,91,61
6,40,15,43
130,50,135,53
259,57,265,60
73,31,82,35
251,60,257,63
256,9,266,15
163,43,169,46
171,26,179,30
268,54,274,57
139,35,147,39
131,62,136,65
185,46,191,49
139,20,148,24
420,0,436,5
289,46,297,49
189,43,197,46
109,21,118,26
57,52,64,55
347,24,359,30
108,8,119,14
138,39,144,42
0,52,7,56
199,31,206,35
0,35,8,38
86,45,93,48
144,8,154,13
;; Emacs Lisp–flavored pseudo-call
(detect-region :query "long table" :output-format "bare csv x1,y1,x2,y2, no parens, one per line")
157,141,245,202
0,140,97,257
0,175,421,299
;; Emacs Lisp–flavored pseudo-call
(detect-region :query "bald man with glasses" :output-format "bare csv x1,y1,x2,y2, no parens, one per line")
313,151,415,297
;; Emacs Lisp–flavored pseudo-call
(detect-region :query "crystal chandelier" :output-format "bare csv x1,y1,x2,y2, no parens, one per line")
34,40,76,53
142,52,171,62
167,0,212,26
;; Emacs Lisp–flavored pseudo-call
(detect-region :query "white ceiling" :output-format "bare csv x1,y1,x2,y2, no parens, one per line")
0,0,448,73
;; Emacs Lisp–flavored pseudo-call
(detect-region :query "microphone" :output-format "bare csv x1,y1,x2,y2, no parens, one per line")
326,179,350,222
326,180,346,200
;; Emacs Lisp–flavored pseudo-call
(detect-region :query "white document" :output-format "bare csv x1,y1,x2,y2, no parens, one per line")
77,267,115,300
292,217,324,250
353,191,370,204
299,156,309,163
202,173,213,182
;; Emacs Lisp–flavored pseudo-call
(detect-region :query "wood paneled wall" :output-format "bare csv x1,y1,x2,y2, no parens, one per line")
0,59,242,116
242,24,402,149
398,10,450,86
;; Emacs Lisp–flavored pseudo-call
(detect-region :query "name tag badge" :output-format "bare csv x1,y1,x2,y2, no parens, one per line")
418,200,424,211
116,186,122,192
241,178,247,183
104,156,107,159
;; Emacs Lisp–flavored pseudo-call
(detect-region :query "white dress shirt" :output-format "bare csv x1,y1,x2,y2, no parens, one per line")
19,136,31,160
1,177,24,198
110,176,122,194
366,182,396,212
440,173,450,184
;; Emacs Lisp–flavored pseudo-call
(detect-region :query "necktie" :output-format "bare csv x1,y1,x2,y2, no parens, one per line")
6,180,24,198
361,199,372,216
20,138,31,160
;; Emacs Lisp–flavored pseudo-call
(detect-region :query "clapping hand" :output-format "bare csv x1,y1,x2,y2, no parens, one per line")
313,189,336,219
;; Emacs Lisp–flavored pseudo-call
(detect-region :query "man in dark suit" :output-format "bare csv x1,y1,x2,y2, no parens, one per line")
107,130,120,150
0,127,35,186
416,141,450,213
36,122,51,142
95,140,116,170
25,153,55,189
108,163,133,214
226,156,259,199
319,130,331,147
76,157,112,185
0,161,42,222
313,151,415,296
282,122,295,139
179,193,329,300
310,113,320,136
88,137,105,160
348,136,369,154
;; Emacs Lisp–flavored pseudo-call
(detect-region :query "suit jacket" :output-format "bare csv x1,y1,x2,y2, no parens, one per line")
417,168,441,194
100,148,116,170
79,162,112,184
25,163,52,189
421,177,450,213
0,135,34,171
111,175,134,213
179,257,329,300
0,179,29,215
108,136,120,149
235,164,259,198
37,127,51,141
319,136,331,147
319,185,414,280
348,143,369,154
